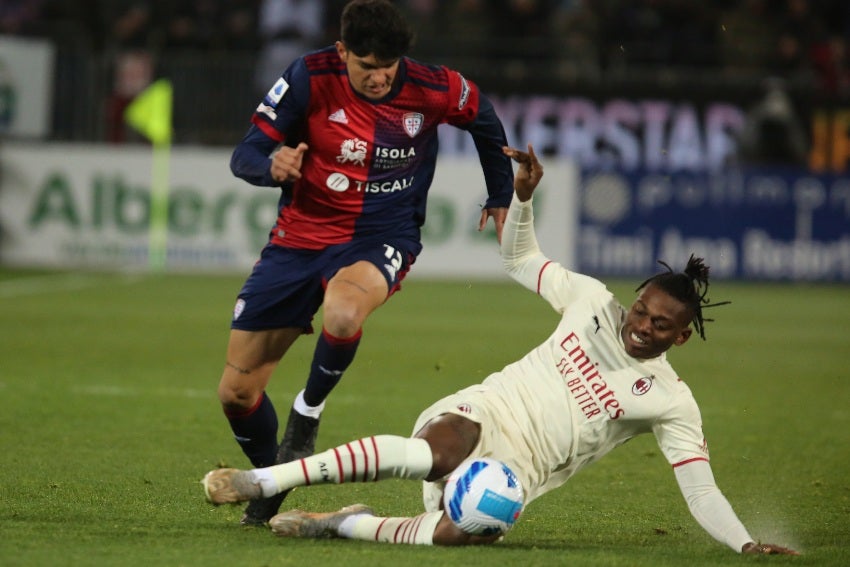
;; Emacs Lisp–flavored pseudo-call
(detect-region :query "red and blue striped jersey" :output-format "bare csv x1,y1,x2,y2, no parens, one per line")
230,46,514,253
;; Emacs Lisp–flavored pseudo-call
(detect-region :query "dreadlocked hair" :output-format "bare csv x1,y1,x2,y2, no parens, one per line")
635,254,730,340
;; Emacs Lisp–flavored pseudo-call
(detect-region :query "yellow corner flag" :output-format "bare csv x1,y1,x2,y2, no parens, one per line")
124,78,173,145
124,78,173,271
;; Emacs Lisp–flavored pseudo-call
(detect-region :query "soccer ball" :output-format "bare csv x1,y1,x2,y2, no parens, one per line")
443,457,524,536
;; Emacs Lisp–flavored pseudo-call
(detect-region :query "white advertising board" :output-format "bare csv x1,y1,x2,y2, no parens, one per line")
0,36,54,138
0,143,577,278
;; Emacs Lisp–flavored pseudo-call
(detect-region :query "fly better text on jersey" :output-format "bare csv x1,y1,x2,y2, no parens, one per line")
557,332,625,420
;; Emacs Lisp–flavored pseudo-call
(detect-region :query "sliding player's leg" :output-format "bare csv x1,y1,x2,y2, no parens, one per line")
272,505,500,545
203,434,434,503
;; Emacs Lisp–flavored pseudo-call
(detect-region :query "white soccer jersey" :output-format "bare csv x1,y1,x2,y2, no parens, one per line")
477,199,706,503
415,195,754,552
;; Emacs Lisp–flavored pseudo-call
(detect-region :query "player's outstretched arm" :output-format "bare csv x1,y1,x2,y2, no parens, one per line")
674,460,799,555
498,143,554,295
742,542,799,555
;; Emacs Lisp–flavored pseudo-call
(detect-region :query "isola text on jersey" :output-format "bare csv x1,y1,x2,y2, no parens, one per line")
374,146,416,159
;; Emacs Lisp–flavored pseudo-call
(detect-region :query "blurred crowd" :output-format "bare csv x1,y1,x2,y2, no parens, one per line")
3,0,850,95
1,0,848,148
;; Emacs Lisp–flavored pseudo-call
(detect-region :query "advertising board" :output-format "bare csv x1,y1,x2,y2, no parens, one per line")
0,144,574,279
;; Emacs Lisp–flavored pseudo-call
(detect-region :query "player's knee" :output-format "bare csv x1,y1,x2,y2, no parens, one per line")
417,424,477,482
321,301,364,337
217,381,260,412
427,445,467,480
417,415,480,479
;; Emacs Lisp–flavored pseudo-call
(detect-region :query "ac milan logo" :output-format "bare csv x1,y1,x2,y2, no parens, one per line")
631,376,653,396
402,112,423,137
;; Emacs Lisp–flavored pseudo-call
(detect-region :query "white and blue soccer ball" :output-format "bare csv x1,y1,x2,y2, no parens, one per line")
443,457,524,536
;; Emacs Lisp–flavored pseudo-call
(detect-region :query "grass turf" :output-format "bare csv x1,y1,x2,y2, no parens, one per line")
0,269,847,566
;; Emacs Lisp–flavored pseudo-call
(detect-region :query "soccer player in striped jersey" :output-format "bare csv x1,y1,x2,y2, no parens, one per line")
203,145,797,555
216,0,514,525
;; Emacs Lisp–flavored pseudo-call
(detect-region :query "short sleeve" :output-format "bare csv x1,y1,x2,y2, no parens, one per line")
653,388,710,467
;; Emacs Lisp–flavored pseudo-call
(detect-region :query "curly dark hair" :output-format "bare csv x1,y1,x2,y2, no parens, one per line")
341,0,415,60
636,254,730,340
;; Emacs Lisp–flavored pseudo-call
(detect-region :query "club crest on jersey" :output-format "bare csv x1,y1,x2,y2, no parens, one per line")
337,138,368,166
403,112,423,137
632,376,654,396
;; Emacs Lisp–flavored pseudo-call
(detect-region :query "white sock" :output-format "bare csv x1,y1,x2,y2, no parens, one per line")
252,435,433,498
293,389,324,419
339,511,441,545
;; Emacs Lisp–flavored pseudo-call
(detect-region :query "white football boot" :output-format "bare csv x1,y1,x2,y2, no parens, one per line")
269,504,374,538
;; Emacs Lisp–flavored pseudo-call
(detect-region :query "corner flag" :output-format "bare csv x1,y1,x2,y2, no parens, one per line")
124,78,172,145
124,79,173,271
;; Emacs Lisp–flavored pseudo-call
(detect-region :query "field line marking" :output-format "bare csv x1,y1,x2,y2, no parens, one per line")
73,384,210,399
0,273,143,298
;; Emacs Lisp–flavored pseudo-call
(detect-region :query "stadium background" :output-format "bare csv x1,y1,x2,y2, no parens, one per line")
1,0,849,281
1,3,849,565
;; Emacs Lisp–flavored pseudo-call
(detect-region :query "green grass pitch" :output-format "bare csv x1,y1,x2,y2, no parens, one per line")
0,268,847,566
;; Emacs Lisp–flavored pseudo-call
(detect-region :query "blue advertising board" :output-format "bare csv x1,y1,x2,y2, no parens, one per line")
577,168,850,281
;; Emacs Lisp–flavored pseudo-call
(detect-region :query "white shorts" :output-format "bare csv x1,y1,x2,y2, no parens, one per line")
411,382,535,513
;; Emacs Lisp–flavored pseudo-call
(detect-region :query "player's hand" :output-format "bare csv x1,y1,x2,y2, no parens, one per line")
478,207,508,243
742,542,799,555
270,142,309,183
502,144,543,202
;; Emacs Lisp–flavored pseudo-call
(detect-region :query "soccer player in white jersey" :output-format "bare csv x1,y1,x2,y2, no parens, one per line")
202,145,798,555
